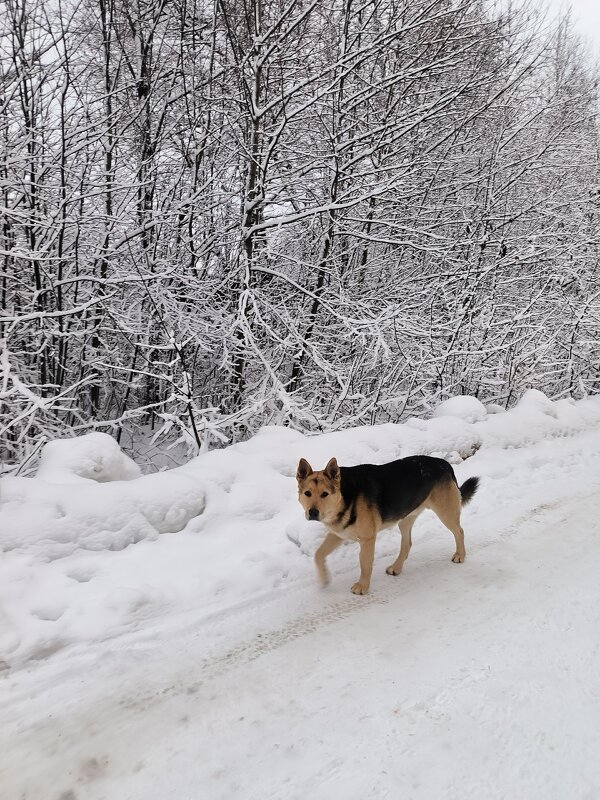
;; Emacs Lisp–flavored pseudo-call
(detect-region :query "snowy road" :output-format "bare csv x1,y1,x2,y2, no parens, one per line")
2,426,600,799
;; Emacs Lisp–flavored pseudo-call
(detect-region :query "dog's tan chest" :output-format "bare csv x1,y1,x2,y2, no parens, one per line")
326,523,360,542
325,495,384,541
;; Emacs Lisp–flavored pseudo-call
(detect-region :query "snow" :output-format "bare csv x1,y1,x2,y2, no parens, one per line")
2,391,600,798
36,431,142,484
432,393,488,423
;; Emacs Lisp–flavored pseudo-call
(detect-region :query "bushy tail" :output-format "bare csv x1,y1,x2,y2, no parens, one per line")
460,476,479,506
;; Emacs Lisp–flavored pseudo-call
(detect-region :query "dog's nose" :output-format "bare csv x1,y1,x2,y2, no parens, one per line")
308,507,319,521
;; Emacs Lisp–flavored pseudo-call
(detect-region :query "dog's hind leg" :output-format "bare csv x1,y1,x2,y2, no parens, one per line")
315,532,343,587
430,482,466,563
386,513,418,576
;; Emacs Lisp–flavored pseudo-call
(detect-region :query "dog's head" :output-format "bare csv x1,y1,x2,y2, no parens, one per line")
296,457,342,523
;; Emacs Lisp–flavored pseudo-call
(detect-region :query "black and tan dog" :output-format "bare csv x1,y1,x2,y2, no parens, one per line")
297,455,479,595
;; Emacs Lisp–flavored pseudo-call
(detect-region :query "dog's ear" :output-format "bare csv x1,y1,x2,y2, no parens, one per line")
296,458,313,482
324,457,339,481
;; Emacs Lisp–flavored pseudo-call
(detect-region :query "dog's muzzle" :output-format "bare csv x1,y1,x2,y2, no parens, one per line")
307,507,320,521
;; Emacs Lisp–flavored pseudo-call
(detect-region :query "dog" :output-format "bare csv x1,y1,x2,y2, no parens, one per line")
297,455,479,595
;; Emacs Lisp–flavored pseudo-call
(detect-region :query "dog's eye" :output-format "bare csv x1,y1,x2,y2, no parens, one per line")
304,491,312,497
320,492,329,498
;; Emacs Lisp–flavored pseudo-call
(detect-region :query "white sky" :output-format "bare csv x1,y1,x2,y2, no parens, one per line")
544,0,600,51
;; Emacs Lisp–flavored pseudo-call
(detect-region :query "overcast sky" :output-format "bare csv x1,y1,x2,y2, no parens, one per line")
544,0,600,51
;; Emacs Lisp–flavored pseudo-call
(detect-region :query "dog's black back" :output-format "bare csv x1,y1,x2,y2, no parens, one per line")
339,455,456,523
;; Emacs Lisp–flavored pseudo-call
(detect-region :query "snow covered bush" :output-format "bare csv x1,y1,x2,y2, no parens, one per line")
36,432,141,484
433,396,488,424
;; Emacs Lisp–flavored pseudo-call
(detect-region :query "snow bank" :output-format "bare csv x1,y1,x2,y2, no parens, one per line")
0,469,205,554
1,390,600,668
433,395,488,423
36,431,141,484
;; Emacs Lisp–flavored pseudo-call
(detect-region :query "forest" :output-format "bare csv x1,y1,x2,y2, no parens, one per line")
1,0,599,469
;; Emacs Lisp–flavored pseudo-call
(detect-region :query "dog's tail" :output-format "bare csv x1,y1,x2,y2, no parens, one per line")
459,476,479,506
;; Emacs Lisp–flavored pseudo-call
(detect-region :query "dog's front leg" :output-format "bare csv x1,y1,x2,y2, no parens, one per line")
314,531,343,587
352,536,376,595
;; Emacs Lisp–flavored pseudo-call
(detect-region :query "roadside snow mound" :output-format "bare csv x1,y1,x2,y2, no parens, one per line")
433,395,487,424
36,432,141,484
0,470,206,554
516,388,559,418
1,390,600,667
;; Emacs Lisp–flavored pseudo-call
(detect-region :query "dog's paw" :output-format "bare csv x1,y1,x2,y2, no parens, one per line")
385,565,401,576
351,582,369,595
451,552,465,563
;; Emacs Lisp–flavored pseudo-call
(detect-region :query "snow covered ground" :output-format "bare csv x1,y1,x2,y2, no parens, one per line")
2,390,600,799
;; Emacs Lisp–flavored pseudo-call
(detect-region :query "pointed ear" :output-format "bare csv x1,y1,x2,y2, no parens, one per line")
324,457,339,481
296,458,313,482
